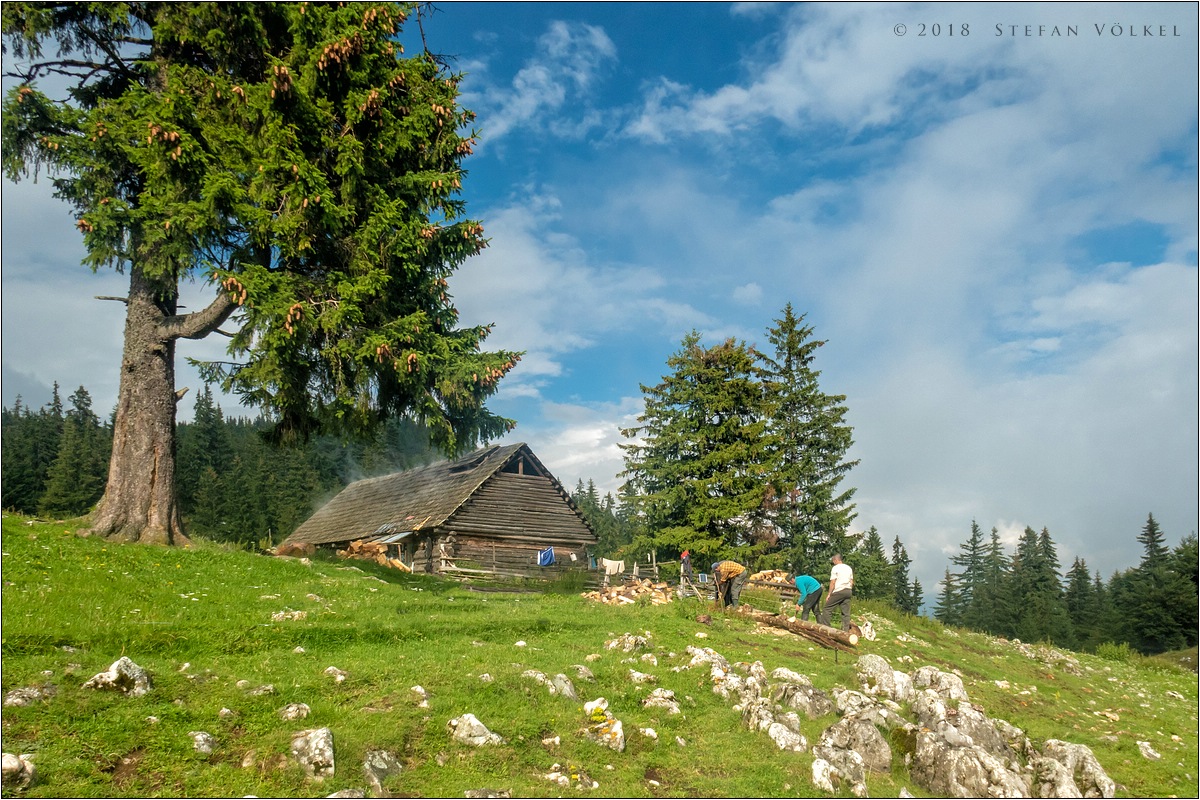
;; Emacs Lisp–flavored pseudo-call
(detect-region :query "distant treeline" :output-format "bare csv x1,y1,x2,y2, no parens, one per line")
568,482,1198,658
4,384,1196,657
1,384,437,548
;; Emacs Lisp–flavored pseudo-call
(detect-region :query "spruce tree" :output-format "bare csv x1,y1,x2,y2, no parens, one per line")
758,304,858,568
1137,513,1169,571
934,568,962,625
39,386,109,517
950,520,986,618
620,332,770,561
850,526,893,600
891,537,918,613
4,3,520,545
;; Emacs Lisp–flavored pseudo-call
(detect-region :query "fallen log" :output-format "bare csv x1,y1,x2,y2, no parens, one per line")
734,606,859,651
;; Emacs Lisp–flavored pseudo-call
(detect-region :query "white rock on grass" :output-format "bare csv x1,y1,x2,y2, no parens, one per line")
189,731,216,755
448,713,503,746
1137,740,1162,760
280,703,311,721
82,657,152,697
291,727,336,779
1,753,36,789
324,666,348,683
362,749,403,796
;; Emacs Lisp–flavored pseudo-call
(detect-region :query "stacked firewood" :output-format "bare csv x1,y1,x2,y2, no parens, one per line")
336,539,411,572
582,579,674,606
749,569,790,584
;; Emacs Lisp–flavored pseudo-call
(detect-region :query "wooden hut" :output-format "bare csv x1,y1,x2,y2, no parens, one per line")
281,443,597,580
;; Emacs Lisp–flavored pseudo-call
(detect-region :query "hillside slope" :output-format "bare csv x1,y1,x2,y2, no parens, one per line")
1,514,1196,798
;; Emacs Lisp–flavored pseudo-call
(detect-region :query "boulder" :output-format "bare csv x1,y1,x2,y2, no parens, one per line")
811,747,868,796
448,714,503,747
605,633,650,652
770,666,813,686
189,731,216,755
767,722,807,752
1039,740,1115,798
642,688,681,714
581,698,625,752
280,703,311,721
741,697,776,732
909,729,1029,798
291,727,336,779
1,753,35,789
911,665,969,702
82,657,151,697
3,685,55,707
1031,755,1084,798
774,682,835,719
362,749,403,797
819,714,892,773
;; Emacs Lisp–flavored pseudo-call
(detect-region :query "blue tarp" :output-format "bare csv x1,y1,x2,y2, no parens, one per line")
538,547,555,567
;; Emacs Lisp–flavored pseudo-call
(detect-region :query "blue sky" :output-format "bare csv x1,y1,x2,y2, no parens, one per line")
2,3,1197,601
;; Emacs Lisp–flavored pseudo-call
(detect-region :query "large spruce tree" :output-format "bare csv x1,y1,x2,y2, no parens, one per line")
619,332,770,560
759,304,858,567
3,3,519,545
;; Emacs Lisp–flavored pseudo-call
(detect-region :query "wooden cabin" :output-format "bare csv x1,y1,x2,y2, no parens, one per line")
281,443,597,580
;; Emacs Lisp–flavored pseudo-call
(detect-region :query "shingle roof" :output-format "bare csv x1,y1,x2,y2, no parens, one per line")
283,442,563,546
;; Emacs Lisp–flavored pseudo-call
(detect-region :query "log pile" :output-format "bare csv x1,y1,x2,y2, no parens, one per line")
582,579,674,606
749,569,790,583
336,539,411,572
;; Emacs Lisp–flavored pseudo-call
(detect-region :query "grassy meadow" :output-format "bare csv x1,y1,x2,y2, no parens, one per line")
1,513,1197,798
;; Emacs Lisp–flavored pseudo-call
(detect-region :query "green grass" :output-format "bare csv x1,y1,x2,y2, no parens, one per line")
2,514,1197,798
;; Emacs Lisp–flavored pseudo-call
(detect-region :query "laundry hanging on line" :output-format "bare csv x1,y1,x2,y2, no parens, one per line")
600,558,625,576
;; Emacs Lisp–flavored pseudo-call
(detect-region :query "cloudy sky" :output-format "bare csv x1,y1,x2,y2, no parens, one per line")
2,3,1196,601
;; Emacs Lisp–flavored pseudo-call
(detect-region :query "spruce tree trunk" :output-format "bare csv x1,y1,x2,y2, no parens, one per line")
88,266,188,545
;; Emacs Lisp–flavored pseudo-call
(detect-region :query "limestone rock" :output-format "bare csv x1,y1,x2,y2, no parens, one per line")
911,665,969,702
362,749,403,797
767,722,807,752
741,697,776,732
811,747,867,795
774,682,835,719
1,753,36,789
819,715,892,773
4,685,55,707
1136,740,1161,761
1040,740,1115,798
771,666,813,686
628,669,656,684
449,713,503,746
189,731,216,755
291,727,336,779
1031,754,1084,798
642,687,681,714
581,698,625,752
909,729,1029,798
82,657,151,697
280,703,311,721
605,632,649,652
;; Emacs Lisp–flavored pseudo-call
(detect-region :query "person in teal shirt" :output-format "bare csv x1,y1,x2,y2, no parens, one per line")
794,574,823,621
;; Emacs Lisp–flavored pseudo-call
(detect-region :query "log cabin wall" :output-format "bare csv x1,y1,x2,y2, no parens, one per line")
438,472,594,579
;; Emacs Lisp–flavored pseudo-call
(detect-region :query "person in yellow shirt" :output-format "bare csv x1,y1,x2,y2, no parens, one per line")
710,560,748,608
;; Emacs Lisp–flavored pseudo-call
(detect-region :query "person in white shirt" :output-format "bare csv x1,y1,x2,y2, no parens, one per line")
819,553,854,631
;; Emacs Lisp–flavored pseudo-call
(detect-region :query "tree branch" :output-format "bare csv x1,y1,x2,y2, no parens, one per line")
95,295,129,304
158,291,237,341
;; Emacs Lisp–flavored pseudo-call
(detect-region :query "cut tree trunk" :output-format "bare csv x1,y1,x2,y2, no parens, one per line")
87,266,235,545
735,606,859,650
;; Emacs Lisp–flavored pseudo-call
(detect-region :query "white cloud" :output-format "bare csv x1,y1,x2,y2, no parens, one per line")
463,20,617,145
